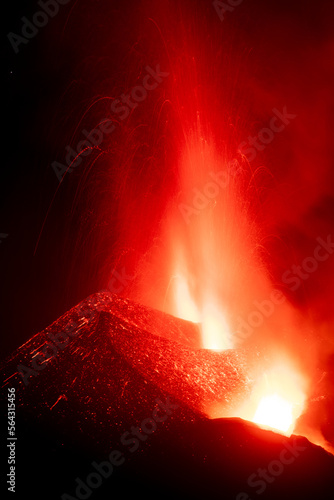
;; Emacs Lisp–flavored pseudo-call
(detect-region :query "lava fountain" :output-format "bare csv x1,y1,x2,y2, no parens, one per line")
161,130,309,437
97,0,331,451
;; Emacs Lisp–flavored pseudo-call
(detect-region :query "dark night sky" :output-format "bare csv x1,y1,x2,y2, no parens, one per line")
1,0,334,360
1,0,140,357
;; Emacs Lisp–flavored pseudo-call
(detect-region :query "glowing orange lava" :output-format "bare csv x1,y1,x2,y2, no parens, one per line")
253,394,294,433
237,361,307,436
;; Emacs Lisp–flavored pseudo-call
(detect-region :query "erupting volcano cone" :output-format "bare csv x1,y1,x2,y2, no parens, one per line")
1,292,333,500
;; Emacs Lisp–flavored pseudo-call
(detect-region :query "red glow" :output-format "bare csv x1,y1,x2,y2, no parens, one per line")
99,1,334,454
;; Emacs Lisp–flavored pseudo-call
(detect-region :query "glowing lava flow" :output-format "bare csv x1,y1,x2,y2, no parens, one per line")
237,361,307,435
253,394,294,433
